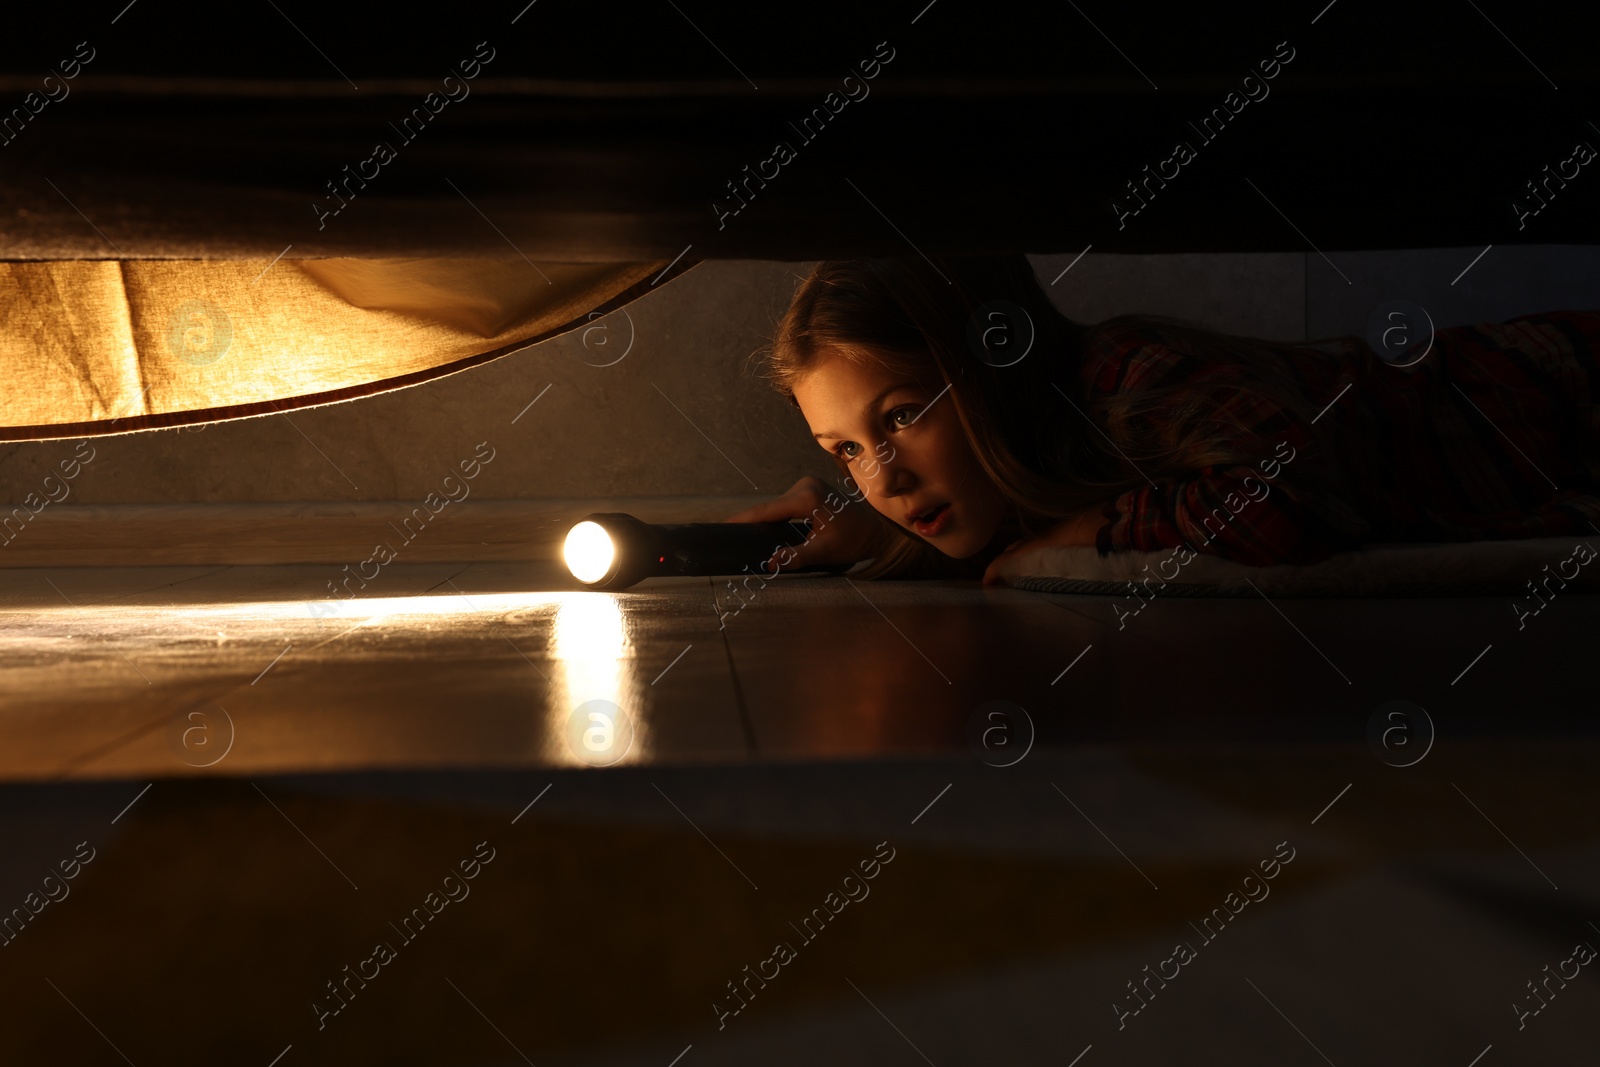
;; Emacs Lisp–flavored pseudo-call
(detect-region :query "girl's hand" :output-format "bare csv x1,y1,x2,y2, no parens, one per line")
982,504,1109,587
724,475,890,574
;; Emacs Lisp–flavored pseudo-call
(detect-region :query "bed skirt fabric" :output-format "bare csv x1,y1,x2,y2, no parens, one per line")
0,256,690,441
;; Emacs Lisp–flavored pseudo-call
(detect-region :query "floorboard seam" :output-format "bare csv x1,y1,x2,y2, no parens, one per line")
711,578,759,756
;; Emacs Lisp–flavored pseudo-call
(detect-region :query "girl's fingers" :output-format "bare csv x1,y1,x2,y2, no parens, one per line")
983,538,1029,587
727,478,835,568
782,528,821,567
983,546,1020,586
726,480,823,524
725,500,791,524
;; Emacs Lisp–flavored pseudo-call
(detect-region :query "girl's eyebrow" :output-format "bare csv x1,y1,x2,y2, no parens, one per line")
812,382,920,440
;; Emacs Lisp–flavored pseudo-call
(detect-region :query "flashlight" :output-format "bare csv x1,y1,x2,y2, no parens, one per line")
563,513,847,590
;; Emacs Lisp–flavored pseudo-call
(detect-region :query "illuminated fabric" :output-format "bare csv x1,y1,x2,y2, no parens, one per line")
0,256,685,440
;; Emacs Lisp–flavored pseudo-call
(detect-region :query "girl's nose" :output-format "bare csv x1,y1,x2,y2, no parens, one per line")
881,460,915,495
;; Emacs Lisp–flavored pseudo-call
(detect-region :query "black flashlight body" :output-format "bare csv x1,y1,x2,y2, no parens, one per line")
573,512,851,590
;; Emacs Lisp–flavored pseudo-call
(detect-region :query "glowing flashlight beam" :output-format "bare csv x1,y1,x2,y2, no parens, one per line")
563,521,617,584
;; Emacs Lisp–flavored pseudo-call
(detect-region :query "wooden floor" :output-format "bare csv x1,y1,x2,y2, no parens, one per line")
0,562,1596,1064
0,558,1594,777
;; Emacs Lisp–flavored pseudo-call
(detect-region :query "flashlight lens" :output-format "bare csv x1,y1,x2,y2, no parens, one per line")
564,521,617,583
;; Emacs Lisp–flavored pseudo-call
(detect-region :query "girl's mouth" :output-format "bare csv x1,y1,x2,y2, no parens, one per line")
912,503,951,536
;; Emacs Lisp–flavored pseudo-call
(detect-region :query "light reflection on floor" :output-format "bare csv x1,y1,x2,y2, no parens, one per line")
552,591,645,767
6,559,1599,782
0,574,666,775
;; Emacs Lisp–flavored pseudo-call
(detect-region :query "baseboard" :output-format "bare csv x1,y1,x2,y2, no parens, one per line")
0,497,771,568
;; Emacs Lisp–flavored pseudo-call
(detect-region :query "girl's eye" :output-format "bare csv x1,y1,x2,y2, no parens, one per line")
835,405,920,460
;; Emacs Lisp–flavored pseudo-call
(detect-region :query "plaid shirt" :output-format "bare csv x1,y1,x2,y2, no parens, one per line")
1079,310,1600,566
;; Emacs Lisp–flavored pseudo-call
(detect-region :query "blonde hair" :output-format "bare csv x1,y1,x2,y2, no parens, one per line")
756,255,1367,579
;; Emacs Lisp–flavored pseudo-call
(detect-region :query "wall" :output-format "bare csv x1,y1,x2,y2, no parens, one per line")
1,247,1595,509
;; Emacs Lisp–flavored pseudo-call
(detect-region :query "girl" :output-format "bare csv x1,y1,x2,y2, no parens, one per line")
726,255,1600,585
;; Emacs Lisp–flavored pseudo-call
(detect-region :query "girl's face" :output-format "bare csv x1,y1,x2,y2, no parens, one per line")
793,348,1012,559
